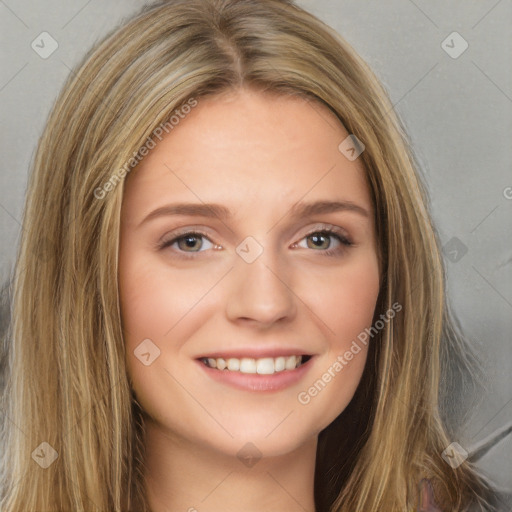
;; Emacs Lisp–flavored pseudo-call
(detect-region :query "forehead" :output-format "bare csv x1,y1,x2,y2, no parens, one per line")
121,88,373,221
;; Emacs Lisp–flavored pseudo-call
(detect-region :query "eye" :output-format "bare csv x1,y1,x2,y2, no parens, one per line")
158,230,216,257
293,227,353,257
158,225,353,259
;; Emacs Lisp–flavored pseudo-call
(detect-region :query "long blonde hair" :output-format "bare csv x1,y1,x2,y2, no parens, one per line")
0,0,501,510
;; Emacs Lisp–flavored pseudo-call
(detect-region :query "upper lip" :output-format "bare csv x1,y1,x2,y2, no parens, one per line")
196,347,313,360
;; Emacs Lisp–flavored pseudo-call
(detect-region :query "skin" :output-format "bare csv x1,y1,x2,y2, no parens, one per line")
118,87,381,512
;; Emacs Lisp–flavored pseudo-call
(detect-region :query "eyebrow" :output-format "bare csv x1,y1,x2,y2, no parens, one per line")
138,199,370,227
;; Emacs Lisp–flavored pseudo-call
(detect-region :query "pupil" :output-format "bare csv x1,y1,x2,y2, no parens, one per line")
310,233,328,249
182,235,200,250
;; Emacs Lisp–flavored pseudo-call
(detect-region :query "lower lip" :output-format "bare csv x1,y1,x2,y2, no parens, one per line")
195,357,315,392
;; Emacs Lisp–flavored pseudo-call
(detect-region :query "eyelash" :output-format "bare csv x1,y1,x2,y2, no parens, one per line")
158,226,353,260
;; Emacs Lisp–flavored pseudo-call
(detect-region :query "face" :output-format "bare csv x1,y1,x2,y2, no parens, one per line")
118,88,381,459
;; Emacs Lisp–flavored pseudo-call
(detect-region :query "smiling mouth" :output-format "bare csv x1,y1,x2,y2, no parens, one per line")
199,355,312,375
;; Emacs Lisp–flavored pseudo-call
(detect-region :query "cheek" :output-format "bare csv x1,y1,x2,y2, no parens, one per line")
118,248,181,382
118,248,227,404
333,267,380,347
292,253,380,425
119,252,205,343
301,251,381,348
118,251,199,426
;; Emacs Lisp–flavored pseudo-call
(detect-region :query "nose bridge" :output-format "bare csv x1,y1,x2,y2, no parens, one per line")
225,235,297,325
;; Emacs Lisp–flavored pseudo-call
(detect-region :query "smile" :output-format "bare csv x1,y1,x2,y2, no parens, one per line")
196,354,315,392
200,355,312,374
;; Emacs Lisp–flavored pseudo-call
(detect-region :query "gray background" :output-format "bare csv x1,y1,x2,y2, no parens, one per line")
1,0,511,495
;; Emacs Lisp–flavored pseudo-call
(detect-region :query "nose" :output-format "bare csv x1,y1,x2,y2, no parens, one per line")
225,248,297,328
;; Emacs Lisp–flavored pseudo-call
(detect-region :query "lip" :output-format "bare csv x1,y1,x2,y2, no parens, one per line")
195,347,313,359
195,355,316,392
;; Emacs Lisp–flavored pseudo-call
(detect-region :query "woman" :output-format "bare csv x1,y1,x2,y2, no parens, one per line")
0,0,505,510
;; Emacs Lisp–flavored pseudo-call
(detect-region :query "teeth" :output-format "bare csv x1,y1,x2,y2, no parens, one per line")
202,355,305,374
227,358,240,371
256,358,274,375
275,356,286,372
285,355,297,370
